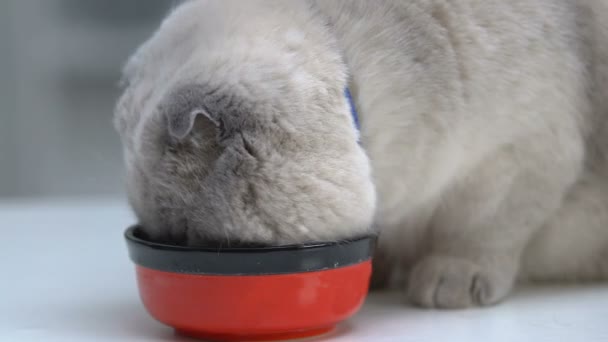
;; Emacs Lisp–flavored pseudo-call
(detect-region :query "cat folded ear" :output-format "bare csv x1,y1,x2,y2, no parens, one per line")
167,108,218,140
162,84,220,140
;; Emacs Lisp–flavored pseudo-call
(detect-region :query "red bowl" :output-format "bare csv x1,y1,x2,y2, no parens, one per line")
125,226,375,341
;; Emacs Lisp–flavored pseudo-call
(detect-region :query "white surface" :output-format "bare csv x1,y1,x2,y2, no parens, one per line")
1,199,608,342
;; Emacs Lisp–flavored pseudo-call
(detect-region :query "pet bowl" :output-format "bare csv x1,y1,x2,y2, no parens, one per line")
125,226,375,341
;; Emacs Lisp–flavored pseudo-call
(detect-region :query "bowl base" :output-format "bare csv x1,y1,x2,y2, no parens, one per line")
175,325,335,341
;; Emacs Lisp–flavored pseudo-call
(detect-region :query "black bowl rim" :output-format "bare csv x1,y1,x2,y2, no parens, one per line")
125,225,375,252
125,226,376,275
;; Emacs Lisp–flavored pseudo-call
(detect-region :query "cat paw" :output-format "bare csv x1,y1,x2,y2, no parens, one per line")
406,255,512,309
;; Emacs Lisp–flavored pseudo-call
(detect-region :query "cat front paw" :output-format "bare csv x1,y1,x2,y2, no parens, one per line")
406,255,514,309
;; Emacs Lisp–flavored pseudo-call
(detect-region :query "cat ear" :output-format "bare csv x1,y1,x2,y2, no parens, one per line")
162,84,220,140
167,108,218,140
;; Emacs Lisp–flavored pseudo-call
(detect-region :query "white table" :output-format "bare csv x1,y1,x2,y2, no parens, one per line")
2,199,607,342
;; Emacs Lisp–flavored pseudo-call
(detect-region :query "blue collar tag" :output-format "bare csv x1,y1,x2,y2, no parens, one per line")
344,87,360,141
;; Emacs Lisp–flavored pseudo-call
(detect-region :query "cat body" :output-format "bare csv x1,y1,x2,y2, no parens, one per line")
115,0,608,308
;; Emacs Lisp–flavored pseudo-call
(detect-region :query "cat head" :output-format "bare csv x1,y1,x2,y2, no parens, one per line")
114,0,376,246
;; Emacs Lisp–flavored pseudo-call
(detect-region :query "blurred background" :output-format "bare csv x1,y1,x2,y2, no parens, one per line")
0,0,175,199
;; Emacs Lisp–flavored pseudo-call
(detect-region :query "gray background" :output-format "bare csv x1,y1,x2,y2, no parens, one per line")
0,0,174,198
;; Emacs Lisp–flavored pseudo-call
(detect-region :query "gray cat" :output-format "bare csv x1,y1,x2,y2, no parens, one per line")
114,0,608,308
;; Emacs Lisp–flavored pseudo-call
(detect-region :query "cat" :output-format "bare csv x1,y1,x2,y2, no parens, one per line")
114,0,608,308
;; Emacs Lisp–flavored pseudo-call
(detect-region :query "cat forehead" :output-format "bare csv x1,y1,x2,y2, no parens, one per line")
121,2,216,83
122,0,317,81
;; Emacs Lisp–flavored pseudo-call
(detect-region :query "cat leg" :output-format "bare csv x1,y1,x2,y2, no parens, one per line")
407,142,582,308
